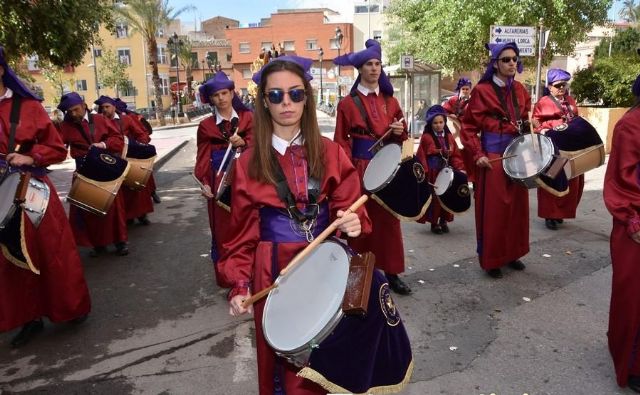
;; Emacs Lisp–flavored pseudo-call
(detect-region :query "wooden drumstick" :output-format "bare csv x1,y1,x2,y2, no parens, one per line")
191,172,206,190
241,195,369,308
368,118,405,152
488,154,518,163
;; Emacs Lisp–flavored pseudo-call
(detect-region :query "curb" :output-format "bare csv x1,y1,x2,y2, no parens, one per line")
154,139,191,170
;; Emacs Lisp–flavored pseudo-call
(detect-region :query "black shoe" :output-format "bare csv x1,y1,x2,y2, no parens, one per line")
440,222,449,233
545,219,558,230
556,219,564,224
11,319,44,347
430,224,443,235
508,260,526,271
138,215,150,226
629,375,640,393
89,246,107,257
115,242,129,256
151,192,161,204
69,314,89,325
386,274,412,295
487,268,503,279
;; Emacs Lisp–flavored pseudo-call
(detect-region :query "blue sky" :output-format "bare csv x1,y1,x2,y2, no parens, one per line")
168,0,627,30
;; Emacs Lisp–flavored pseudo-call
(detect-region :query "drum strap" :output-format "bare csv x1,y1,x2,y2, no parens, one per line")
350,91,387,139
8,95,22,153
216,117,239,140
548,94,575,120
491,81,521,126
73,113,96,146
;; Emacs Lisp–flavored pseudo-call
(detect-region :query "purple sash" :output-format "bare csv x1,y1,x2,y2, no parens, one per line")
427,156,446,171
259,202,329,243
210,148,232,173
481,131,517,154
352,138,375,160
0,159,46,178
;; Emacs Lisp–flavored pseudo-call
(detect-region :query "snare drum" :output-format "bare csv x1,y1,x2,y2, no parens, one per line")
123,138,157,190
0,171,50,229
436,168,471,214
502,134,555,188
67,147,130,216
363,144,432,220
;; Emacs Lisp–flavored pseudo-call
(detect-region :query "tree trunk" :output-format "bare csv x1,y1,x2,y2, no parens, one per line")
147,38,166,126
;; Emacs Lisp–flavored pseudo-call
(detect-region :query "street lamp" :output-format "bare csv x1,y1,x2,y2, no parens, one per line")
334,27,344,101
167,32,184,116
318,47,324,104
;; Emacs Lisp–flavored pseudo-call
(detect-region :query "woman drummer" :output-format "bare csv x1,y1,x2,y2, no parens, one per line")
217,56,369,394
532,68,581,230
416,105,465,234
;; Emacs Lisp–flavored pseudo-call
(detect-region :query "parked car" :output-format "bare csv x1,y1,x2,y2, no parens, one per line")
136,107,157,119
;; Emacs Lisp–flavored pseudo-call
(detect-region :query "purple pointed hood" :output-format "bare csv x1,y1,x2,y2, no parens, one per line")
94,95,116,107
455,77,472,92
0,46,42,100
480,42,523,83
199,70,250,112
423,104,451,134
334,39,394,97
546,68,571,85
633,74,640,97
57,92,85,112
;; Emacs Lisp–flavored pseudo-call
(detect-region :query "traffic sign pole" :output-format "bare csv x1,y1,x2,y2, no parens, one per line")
534,18,545,103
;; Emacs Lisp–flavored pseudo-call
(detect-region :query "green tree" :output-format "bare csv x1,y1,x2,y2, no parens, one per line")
0,0,112,67
40,63,76,100
172,37,196,103
98,49,130,97
595,28,640,58
618,0,639,23
113,0,193,125
571,55,640,106
386,0,612,74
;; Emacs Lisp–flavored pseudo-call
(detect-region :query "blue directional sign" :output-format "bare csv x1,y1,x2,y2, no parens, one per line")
489,25,536,56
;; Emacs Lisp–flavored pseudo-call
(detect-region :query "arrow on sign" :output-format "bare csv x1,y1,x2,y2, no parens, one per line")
495,27,502,34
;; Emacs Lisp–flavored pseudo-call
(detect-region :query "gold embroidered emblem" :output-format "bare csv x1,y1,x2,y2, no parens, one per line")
413,163,426,183
458,184,470,197
379,283,400,326
100,154,116,165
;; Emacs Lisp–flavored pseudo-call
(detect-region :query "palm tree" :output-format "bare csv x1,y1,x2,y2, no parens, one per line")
113,0,193,126
174,37,195,105
618,0,638,23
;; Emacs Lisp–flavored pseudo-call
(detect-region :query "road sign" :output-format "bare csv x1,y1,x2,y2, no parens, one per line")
338,76,352,85
489,25,536,56
400,55,414,70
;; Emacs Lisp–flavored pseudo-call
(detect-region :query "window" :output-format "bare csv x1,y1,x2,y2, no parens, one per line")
239,42,250,53
116,22,128,38
117,48,131,65
157,28,165,38
190,52,199,68
157,45,167,64
261,42,272,51
226,53,232,62
206,51,218,67
93,48,102,58
330,38,342,50
76,80,88,91
354,3,379,13
283,40,295,51
242,69,252,79
354,5,368,13
160,76,170,95
27,54,39,71
306,39,318,51
119,81,136,97
373,30,382,40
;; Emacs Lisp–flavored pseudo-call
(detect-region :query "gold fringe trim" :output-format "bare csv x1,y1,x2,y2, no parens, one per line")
0,211,40,274
535,177,570,198
437,194,471,216
371,194,432,222
298,359,414,395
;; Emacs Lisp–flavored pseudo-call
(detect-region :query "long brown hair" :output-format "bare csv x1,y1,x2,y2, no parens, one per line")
248,60,325,184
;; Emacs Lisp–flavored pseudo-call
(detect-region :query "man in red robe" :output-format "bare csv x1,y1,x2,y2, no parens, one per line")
194,71,253,287
603,74,640,393
58,93,129,256
333,39,412,294
532,69,582,230
97,95,154,226
460,42,532,279
0,47,91,347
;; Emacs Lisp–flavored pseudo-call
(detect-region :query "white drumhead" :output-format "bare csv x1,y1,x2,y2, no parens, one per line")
0,173,21,224
363,144,402,192
263,241,350,352
503,134,554,179
434,167,454,196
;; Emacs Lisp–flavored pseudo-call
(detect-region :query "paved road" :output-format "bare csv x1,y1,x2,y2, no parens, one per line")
0,114,627,395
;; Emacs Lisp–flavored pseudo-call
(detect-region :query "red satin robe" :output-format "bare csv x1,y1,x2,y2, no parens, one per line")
532,95,584,219
334,91,407,274
416,131,465,224
0,96,91,331
603,106,640,389
109,113,154,220
443,95,476,182
60,113,128,247
218,138,371,395
194,111,253,286
460,80,532,270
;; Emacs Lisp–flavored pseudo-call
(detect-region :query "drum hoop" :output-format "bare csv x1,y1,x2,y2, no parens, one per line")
0,172,21,228
434,166,454,196
363,144,402,193
502,134,554,180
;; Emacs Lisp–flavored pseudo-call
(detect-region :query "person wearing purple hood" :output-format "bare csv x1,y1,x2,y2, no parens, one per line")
604,74,640,393
0,46,91,347
333,39,412,295
194,70,253,287
460,42,532,279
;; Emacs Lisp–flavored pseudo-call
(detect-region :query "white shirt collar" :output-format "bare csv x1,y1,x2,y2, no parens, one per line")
0,88,14,102
492,74,507,88
216,108,239,125
271,129,303,156
357,83,380,96
113,113,120,120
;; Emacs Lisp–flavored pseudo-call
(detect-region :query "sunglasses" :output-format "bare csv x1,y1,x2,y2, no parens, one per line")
499,56,519,63
265,89,306,104
552,82,567,89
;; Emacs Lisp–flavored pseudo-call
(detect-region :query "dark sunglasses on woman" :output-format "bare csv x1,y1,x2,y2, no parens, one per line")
265,89,306,104
552,82,567,89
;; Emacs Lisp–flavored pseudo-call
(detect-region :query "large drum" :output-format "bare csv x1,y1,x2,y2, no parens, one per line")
433,167,471,214
67,147,130,216
0,171,50,229
545,116,605,180
263,240,413,394
122,137,156,190
502,133,555,188
363,143,432,220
